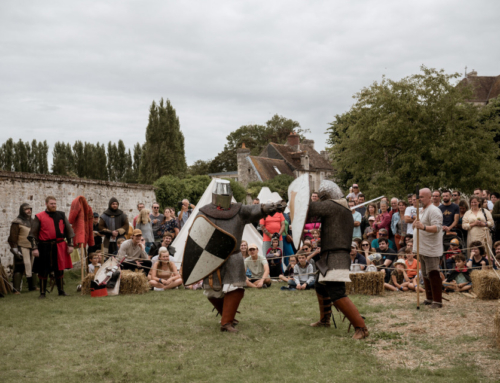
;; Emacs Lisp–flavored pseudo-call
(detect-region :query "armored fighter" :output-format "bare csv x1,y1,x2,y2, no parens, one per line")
182,179,286,333
8,203,36,293
308,180,369,339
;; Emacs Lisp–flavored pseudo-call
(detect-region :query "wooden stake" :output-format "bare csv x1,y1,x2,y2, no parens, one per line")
80,244,85,283
415,185,421,310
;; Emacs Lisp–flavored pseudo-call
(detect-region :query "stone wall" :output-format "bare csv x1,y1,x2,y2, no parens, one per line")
0,171,156,273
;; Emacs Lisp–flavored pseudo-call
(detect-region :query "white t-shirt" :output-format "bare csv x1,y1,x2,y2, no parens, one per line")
413,204,443,257
404,206,420,235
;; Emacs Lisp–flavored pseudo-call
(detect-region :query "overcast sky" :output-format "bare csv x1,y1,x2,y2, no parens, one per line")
1,0,499,166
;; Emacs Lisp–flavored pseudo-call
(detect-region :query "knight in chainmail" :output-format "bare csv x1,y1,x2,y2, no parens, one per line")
8,203,37,293
308,180,369,340
197,179,286,333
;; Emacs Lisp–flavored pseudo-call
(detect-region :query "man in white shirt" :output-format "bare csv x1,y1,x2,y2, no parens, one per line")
404,194,418,236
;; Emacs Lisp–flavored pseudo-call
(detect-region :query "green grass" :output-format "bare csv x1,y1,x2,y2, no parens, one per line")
0,271,493,383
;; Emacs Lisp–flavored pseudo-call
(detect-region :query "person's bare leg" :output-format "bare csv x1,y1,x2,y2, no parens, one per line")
165,278,183,289
384,283,398,291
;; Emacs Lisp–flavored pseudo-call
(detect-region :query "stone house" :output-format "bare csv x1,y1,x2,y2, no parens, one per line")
457,70,500,106
237,132,334,191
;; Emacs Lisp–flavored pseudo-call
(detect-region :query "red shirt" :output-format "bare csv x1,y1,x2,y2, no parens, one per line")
259,213,285,241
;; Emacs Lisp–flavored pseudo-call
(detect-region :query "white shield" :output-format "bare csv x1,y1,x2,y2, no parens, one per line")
287,174,310,250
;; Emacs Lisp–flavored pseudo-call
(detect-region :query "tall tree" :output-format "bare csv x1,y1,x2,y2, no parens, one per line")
327,66,500,197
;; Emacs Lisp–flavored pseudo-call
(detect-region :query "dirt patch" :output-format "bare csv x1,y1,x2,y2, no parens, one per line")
366,292,500,379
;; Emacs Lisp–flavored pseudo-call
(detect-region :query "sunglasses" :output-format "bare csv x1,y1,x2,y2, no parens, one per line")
452,194,458,197
153,207,159,209
249,248,257,251
362,244,370,247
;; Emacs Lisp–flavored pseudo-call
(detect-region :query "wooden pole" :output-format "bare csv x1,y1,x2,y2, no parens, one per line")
415,185,421,310
80,244,85,283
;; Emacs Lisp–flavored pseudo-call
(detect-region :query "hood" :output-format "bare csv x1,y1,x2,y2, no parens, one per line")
103,197,123,216
14,203,32,226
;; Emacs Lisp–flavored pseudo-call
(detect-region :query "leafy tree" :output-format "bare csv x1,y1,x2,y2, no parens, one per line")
154,175,211,208
188,159,212,176
326,66,500,197
131,143,143,182
247,174,295,202
225,178,247,203
140,99,187,184
52,142,74,176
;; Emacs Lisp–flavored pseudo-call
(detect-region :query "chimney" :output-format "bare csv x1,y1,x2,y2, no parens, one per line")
300,152,310,171
286,132,300,149
237,143,251,186
320,150,331,161
467,69,477,78
302,139,314,150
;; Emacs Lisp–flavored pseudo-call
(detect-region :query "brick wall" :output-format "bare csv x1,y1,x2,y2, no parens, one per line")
0,171,156,273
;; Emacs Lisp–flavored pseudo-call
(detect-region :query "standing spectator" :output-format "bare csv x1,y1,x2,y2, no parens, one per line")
99,197,129,255
389,198,399,215
149,233,176,259
462,196,494,258
452,191,461,205
412,188,444,309
391,200,408,251
289,252,315,290
266,236,283,278
491,192,499,206
349,242,367,271
245,244,271,288
473,188,482,197
158,207,179,239
457,200,469,243
346,184,360,201
404,194,419,236
493,241,500,266
439,190,460,251
355,194,366,216
364,216,377,243
376,238,397,282
252,198,261,233
117,229,152,275
260,209,285,255
88,212,104,254
483,190,494,210
349,201,362,239
361,203,378,235
178,199,195,230
150,202,164,242
431,190,441,207
133,202,145,228
373,200,391,235
311,192,319,202
492,197,500,243
136,209,154,254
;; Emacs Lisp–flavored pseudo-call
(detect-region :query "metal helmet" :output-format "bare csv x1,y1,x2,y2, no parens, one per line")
318,180,344,200
212,179,232,210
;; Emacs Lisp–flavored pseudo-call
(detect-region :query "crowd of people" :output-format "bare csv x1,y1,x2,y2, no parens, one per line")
4,185,500,298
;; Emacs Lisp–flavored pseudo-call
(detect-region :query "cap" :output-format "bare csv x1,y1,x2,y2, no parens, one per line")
351,242,357,248
93,212,99,218
394,259,406,266
248,244,258,250
379,228,388,233
368,216,375,221
450,238,460,246
133,229,142,236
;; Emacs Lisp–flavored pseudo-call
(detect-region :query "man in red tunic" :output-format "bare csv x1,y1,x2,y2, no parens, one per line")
29,196,75,299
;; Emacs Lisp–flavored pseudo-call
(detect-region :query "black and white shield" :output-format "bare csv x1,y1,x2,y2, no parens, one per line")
182,215,237,286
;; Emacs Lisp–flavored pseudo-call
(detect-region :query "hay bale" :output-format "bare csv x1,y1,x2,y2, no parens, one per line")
471,270,500,300
495,305,500,348
81,270,149,295
347,271,385,295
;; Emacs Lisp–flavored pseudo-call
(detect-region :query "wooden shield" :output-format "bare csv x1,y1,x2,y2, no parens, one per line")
287,174,310,250
182,215,237,286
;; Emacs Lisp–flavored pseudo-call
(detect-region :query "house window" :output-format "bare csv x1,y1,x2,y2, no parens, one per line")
273,166,281,175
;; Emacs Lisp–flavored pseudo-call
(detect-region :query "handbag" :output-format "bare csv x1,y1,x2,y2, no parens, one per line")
286,234,293,243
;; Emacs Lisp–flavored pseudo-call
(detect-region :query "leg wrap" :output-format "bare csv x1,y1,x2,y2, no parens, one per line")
310,291,332,327
221,289,244,326
208,297,224,316
334,297,369,339
13,272,23,292
423,277,433,303
38,274,47,296
428,270,442,305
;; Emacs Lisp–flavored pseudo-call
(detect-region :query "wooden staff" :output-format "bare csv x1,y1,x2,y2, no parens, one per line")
415,185,421,310
80,244,85,283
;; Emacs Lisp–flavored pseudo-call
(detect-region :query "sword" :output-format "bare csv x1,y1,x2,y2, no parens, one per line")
350,196,385,211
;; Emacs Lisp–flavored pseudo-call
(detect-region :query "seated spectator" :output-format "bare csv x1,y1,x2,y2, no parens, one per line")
349,242,367,271
279,255,297,283
404,249,424,292
384,259,410,292
113,237,126,255
371,229,397,251
148,248,182,290
88,253,101,274
311,229,321,248
444,238,462,274
303,242,319,272
288,253,315,290
135,209,154,254
398,236,413,255
376,238,397,282
363,216,377,243
467,241,489,270
443,254,472,292
116,229,152,276
494,241,500,266
266,236,283,278
245,243,271,288
239,240,252,278
149,233,176,259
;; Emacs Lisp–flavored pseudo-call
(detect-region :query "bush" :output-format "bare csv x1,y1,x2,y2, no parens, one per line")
247,174,295,202
224,178,247,203
154,175,211,209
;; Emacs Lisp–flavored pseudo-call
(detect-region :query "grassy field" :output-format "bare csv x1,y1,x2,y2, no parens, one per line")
1,271,499,383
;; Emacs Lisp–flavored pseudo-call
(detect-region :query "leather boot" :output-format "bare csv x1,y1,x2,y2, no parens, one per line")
220,289,244,332
12,272,22,294
423,277,433,305
208,297,224,316
428,270,443,309
39,276,47,299
27,277,38,291
333,297,369,340
56,276,68,296
310,292,332,327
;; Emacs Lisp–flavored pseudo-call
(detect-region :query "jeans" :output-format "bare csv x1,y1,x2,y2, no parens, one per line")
288,279,315,289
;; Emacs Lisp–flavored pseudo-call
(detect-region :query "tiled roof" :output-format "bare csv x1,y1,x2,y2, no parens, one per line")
248,157,295,181
458,75,500,103
269,143,333,172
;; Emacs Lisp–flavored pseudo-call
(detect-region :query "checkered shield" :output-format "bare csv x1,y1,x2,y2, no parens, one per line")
182,215,237,286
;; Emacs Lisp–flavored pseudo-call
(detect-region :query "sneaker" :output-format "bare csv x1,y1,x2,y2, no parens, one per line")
154,287,165,291
280,286,289,291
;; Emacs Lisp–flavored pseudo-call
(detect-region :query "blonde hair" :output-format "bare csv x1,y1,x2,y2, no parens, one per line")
139,209,151,224
117,238,126,245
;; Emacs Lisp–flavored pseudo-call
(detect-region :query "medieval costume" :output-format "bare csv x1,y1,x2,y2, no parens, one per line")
98,197,129,255
8,203,37,292
309,181,369,340
193,180,286,333
29,207,75,298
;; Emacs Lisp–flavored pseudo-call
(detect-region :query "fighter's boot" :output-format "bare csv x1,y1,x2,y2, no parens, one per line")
423,277,433,305
333,297,369,340
27,276,38,291
220,289,244,333
310,292,332,327
56,276,69,296
38,275,47,299
12,272,23,294
428,270,443,309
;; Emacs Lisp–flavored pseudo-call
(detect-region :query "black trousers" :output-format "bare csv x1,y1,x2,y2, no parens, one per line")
121,260,152,276
315,280,347,303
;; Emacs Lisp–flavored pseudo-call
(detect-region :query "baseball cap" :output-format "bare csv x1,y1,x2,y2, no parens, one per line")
248,244,258,250
450,238,460,246
133,229,142,236
93,212,99,218
394,259,406,266
368,216,375,221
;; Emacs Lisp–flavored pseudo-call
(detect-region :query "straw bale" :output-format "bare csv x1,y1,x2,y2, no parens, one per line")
495,305,500,348
470,269,500,300
347,271,385,295
81,270,149,295
0,265,13,295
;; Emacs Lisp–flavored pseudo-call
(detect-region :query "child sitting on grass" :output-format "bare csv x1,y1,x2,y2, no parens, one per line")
443,254,472,292
288,253,315,290
467,241,490,271
279,255,297,283
403,249,424,292
444,238,462,273
384,259,410,292
88,253,102,274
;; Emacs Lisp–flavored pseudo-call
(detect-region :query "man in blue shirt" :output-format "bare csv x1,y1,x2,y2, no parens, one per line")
371,228,397,251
